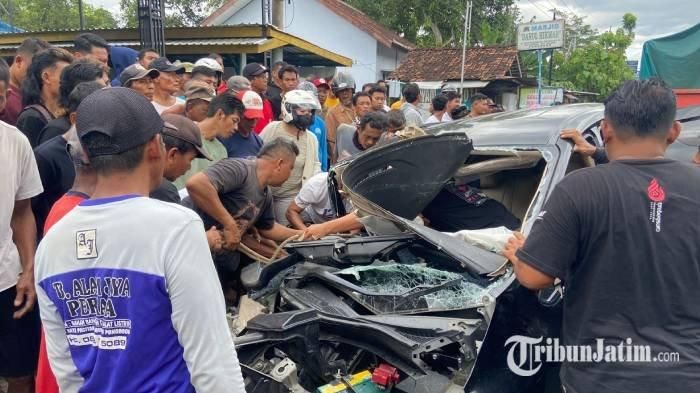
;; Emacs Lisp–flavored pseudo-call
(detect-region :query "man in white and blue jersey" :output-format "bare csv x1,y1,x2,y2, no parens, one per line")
34,87,245,392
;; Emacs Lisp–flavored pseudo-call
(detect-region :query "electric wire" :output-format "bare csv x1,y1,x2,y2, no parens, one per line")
526,0,552,19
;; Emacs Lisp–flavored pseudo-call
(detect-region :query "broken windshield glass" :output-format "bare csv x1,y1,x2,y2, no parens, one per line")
334,263,510,314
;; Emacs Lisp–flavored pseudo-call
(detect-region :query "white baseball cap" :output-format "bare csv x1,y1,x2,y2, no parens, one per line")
235,90,264,119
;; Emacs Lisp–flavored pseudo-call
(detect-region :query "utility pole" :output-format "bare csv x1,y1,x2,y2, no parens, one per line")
459,0,472,99
547,9,556,85
537,49,543,105
271,0,285,64
261,0,271,25
7,0,11,32
79,0,85,30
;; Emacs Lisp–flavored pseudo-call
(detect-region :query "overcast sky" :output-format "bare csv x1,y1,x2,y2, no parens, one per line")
87,0,698,61
516,0,699,60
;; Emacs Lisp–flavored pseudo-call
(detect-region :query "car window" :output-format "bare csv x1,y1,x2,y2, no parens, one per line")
582,121,602,147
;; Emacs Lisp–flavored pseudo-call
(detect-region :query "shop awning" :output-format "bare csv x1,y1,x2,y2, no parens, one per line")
0,24,352,67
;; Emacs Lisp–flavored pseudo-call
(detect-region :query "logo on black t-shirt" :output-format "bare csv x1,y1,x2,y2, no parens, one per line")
647,178,666,202
647,178,665,233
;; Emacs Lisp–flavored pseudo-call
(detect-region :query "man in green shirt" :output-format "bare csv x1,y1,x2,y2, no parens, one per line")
174,93,244,189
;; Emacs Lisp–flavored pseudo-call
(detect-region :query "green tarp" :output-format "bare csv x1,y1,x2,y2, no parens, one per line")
640,23,700,88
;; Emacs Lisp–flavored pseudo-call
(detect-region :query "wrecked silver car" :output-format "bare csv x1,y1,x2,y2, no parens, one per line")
232,103,697,393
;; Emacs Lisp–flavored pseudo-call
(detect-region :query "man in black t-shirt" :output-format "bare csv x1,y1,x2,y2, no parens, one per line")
36,61,106,146
32,82,103,237
186,139,303,247
504,79,700,393
186,139,303,295
267,61,286,120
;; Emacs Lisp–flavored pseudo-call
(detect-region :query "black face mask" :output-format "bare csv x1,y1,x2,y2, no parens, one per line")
291,112,314,130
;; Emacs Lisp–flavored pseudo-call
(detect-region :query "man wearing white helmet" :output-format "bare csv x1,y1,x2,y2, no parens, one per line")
260,89,322,225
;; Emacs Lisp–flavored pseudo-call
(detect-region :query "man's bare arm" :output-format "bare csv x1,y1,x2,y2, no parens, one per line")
286,201,307,230
560,129,597,156
503,232,556,290
11,199,37,318
240,234,280,259
258,223,303,242
303,213,363,240
186,173,240,249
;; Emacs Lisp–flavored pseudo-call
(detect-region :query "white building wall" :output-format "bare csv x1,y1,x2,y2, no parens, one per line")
375,44,406,82
221,0,380,87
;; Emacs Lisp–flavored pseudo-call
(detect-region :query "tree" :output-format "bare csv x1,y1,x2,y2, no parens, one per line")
117,0,226,28
554,14,636,99
559,11,598,57
10,0,117,31
345,0,519,47
478,6,518,46
622,12,637,38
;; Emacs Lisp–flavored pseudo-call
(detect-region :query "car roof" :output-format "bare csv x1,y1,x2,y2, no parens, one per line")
427,103,605,147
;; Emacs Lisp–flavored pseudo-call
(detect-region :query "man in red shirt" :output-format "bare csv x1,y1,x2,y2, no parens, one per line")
0,38,51,126
243,63,274,134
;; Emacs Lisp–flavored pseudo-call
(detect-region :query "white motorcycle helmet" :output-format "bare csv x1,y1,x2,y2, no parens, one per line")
281,90,322,123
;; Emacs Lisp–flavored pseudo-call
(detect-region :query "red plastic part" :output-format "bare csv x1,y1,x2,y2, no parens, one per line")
675,89,700,109
372,364,400,388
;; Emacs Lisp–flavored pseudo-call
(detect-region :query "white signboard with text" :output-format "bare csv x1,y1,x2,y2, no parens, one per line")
517,20,565,51
518,87,564,109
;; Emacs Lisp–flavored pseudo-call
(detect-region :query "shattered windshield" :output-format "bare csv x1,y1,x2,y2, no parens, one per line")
335,263,510,314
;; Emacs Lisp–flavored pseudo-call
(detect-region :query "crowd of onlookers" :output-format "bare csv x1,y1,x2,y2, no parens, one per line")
2,30,699,393
0,31,512,393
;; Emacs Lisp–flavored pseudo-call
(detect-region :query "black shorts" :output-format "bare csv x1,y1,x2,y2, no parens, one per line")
0,285,41,378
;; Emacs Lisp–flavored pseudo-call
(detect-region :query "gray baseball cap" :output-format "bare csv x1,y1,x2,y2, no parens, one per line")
227,75,251,93
120,64,160,86
150,57,185,74
76,88,165,157
161,114,213,161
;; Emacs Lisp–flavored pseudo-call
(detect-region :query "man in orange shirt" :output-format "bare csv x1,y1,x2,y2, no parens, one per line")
325,72,356,163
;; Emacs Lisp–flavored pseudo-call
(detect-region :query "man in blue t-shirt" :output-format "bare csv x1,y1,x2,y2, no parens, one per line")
298,81,329,170
220,90,264,158
310,113,329,171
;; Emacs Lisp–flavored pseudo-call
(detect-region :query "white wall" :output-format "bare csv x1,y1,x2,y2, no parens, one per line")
221,0,379,87
376,44,406,82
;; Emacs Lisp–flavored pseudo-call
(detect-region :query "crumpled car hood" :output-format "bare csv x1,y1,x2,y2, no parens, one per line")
341,133,505,275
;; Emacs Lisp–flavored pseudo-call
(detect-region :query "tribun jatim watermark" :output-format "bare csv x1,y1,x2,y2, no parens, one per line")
505,335,681,377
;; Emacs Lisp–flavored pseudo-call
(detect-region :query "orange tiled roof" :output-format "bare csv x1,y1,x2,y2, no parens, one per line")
391,46,520,81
